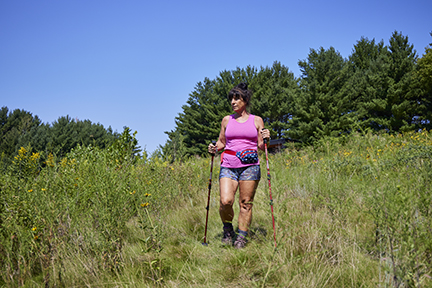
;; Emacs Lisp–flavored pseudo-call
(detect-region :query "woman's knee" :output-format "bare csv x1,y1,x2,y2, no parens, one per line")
239,198,254,211
220,197,234,208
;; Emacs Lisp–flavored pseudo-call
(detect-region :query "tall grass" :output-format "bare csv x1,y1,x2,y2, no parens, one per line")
1,130,431,287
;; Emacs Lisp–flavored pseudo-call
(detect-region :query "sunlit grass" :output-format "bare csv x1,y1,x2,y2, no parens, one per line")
1,130,431,286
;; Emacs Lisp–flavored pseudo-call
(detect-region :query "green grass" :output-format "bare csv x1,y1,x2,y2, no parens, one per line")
1,130,432,287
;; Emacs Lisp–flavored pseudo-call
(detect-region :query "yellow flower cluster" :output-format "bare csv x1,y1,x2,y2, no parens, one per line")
44,153,55,167
60,158,77,168
13,147,40,166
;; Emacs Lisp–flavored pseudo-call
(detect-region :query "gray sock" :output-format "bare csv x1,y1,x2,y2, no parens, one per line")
238,229,248,238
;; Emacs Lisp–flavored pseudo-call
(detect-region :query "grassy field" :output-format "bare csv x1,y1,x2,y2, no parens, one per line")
1,130,432,287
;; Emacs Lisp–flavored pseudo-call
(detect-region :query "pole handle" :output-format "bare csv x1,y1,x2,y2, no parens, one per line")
210,140,217,155
262,129,269,145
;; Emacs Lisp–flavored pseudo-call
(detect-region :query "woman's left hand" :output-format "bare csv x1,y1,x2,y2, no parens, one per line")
261,129,270,141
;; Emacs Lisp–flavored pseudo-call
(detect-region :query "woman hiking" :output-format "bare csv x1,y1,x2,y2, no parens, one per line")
208,82,270,249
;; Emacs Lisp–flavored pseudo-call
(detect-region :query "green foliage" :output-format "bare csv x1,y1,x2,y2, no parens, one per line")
0,108,119,170
289,47,352,144
0,140,175,286
1,130,431,286
48,115,118,158
252,61,299,139
344,32,419,133
165,66,258,157
344,37,390,131
414,32,432,129
308,130,432,286
0,107,41,166
165,63,298,158
108,126,143,165
159,128,187,163
386,31,419,132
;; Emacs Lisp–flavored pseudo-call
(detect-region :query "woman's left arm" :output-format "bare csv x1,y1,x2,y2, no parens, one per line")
255,116,270,151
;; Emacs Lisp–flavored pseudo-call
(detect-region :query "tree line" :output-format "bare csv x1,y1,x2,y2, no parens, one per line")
2,31,431,164
0,106,120,167
160,31,432,161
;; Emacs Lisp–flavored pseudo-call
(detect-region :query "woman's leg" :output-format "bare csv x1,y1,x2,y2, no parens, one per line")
219,177,239,223
237,180,259,232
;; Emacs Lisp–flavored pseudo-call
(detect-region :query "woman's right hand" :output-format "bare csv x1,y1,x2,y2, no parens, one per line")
208,142,217,154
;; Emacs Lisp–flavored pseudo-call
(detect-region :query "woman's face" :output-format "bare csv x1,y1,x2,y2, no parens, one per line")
231,95,247,113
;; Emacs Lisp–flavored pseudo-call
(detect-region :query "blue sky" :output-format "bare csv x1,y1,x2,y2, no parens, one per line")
1,0,431,154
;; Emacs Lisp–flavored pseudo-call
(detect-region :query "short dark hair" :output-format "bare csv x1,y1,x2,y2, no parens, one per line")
228,83,253,108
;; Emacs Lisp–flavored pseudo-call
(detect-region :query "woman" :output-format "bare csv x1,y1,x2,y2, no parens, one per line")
208,83,270,249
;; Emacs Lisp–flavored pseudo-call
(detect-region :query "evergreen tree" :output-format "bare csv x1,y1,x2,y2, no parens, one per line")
172,77,224,156
386,31,418,131
165,63,298,157
345,32,418,132
413,32,432,129
0,107,41,165
253,61,299,139
288,47,352,144
168,66,258,157
16,123,52,156
50,115,79,158
160,129,187,162
344,37,391,131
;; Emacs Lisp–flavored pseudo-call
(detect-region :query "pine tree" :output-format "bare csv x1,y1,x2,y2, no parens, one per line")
253,61,299,139
288,47,352,144
386,31,418,131
345,37,391,131
172,77,226,156
414,32,432,129
0,107,41,165
345,32,419,132
168,67,258,157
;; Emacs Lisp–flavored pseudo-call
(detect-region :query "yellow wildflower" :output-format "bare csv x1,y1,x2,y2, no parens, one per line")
32,227,37,231
30,152,40,161
141,202,150,207
145,193,151,197
28,189,33,193
41,188,46,191
60,158,68,167
18,147,27,156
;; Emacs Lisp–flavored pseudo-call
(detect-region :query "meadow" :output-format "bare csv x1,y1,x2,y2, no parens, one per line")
1,130,432,287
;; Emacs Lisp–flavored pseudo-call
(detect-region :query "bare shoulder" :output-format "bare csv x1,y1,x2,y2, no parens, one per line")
254,115,265,129
221,115,230,127
222,115,231,122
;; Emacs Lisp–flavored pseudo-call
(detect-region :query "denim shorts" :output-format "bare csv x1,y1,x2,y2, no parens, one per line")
219,165,261,181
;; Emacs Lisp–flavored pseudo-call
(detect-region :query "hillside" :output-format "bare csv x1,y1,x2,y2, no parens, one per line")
1,130,431,287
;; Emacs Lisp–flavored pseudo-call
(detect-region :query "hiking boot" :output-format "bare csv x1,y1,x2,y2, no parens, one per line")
222,227,236,245
234,235,247,249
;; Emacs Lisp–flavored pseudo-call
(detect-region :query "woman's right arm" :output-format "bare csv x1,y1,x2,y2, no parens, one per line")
209,116,229,153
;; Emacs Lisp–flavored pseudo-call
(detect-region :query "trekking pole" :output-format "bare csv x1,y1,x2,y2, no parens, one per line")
203,141,216,246
263,136,277,248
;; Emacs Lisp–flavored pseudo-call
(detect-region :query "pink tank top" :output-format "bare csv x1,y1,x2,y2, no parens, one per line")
222,114,259,168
